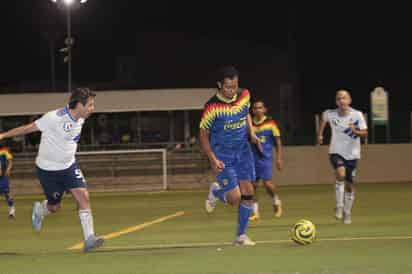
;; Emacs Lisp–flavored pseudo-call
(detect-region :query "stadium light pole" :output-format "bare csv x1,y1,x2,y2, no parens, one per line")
51,0,88,93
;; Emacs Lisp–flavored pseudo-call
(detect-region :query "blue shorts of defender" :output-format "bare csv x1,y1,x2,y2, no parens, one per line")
254,160,273,181
214,143,256,192
37,162,87,205
329,154,358,183
0,177,10,194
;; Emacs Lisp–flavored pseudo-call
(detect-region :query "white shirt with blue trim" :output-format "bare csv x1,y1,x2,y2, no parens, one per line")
35,106,84,171
323,108,367,160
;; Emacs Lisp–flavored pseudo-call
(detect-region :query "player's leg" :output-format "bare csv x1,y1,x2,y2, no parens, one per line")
233,145,256,246
4,192,15,218
329,154,346,220
32,168,64,231
249,180,260,221
263,179,283,217
66,164,104,252
343,160,357,224
235,180,255,245
206,154,241,212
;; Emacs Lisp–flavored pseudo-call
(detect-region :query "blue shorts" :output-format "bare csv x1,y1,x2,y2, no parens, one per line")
329,154,358,183
0,177,10,194
36,162,87,205
254,160,273,181
214,143,256,192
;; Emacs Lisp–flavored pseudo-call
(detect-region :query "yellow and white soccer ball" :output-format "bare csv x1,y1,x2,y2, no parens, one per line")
290,219,316,245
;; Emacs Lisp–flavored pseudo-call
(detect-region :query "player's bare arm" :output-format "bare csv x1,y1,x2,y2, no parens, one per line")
275,136,284,171
247,114,262,152
317,117,328,145
6,159,12,177
0,122,39,141
199,128,225,174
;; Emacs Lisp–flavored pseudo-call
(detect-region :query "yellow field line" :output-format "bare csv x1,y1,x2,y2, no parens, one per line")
67,211,185,250
97,235,412,251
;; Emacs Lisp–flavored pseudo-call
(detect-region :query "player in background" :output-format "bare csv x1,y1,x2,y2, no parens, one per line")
0,88,104,251
318,90,368,224
200,66,261,246
0,145,15,218
249,100,283,221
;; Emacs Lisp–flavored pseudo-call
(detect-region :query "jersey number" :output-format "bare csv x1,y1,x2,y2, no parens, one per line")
75,169,86,183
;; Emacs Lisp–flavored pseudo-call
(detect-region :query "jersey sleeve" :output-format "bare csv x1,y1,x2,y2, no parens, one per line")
199,103,216,130
322,110,330,123
35,111,54,132
272,122,281,137
5,151,13,160
357,112,368,130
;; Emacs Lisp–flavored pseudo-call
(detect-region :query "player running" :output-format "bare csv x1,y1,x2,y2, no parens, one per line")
249,100,284,221
318,90,368,224
0,145,15,218
0,88,104,251
200,66,261,246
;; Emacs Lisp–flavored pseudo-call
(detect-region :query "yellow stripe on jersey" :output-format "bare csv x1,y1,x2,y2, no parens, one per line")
200,90,251,130
0,149,13,160
254,120,280,137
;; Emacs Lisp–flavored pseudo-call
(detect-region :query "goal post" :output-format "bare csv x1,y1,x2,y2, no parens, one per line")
76,149,168,191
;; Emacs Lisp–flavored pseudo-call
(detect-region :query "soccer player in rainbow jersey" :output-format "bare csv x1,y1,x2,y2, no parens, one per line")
200,66,261,246
0,145,15,218
249,100,284,221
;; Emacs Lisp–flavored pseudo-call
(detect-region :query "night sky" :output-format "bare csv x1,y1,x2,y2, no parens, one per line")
1,2,411,140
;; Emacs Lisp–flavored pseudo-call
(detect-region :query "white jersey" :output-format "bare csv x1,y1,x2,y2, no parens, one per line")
35,106,84,171
323,108,367,160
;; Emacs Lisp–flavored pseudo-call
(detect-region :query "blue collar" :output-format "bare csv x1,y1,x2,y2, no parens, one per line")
65,106,78,122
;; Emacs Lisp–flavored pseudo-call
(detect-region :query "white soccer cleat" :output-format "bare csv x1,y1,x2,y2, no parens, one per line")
343,213,352,225
8,206,15,219
234,234,256,246
83,235,105,252
32,202,44,231
335,207,343,220
205,182,220,213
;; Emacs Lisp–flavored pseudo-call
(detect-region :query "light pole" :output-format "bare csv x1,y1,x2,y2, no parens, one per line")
51,0,88,93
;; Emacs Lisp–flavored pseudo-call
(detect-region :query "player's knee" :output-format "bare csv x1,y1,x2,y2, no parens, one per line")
241,195,254,206
345,183,354,193
263,180,274,189
48,204,60,213
336,168,346,181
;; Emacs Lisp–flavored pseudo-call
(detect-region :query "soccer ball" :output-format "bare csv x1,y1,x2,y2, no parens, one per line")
290,219,316,245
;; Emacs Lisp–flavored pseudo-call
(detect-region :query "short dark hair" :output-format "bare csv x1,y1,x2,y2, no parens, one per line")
218,66,239,83
68,88,96,109
253,100,266,107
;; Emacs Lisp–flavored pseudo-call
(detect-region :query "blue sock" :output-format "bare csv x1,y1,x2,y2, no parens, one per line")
212,188,227,203
5,194,13,207
237,203,252,236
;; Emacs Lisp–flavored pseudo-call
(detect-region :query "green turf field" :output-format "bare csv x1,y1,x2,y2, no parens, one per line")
0,183,411,274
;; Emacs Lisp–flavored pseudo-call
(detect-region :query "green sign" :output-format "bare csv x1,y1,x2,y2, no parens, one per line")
371,87,388,126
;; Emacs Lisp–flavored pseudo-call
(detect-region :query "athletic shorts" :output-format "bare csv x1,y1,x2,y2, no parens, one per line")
36,162,87,205
214,143,256,192
329,154,358,183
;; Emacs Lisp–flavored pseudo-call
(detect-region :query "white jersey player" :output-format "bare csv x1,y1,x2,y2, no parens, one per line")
318,90,368,224
0,88,104,252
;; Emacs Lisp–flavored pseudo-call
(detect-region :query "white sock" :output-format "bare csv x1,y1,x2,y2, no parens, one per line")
344,191,355,215
41,200,50,217
273,193,280,205
79,209,95,241
335,181,344,208
252,202,259,216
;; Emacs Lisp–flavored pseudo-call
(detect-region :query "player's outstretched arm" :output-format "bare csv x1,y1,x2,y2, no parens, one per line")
0,122,39,141
199,129,225,174
317,115,328,145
